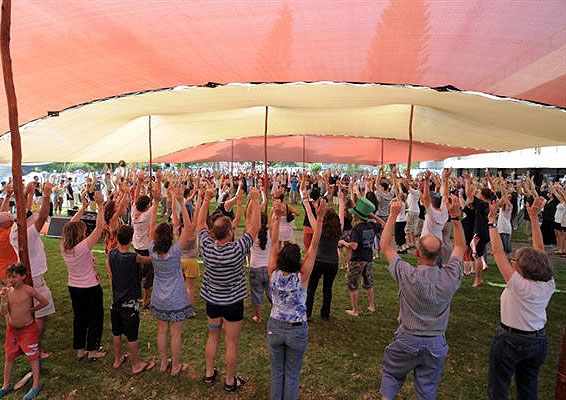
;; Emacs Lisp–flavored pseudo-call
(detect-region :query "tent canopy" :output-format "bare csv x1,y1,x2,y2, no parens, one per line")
1,1,565,162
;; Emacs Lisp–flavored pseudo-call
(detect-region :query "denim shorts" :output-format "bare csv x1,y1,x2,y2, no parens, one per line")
249,267,271,305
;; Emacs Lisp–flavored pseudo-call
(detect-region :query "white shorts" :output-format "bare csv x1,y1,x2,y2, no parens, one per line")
32,274,55,319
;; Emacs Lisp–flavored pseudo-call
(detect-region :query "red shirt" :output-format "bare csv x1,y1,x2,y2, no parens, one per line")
0,222,18,279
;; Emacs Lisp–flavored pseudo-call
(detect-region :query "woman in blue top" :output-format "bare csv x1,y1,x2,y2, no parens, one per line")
267,199,327,400
149,174,195,376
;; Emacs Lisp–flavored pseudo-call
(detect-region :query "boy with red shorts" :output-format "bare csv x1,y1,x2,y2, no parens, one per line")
0,263,48,399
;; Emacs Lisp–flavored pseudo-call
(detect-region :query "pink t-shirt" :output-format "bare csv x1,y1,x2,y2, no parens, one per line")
62,240,99,288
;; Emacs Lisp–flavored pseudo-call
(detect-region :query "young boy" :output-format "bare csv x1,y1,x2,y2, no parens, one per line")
0,263,48,400
108,225,156,374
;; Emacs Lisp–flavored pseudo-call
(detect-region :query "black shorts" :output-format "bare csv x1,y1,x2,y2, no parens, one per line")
111,303,140,342
135,248,153,289
206,300,244,322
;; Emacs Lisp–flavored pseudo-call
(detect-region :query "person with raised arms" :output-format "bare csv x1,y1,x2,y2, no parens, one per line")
379,194,465,400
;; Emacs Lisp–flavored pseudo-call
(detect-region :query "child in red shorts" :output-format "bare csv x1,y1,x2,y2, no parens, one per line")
0,263,48,399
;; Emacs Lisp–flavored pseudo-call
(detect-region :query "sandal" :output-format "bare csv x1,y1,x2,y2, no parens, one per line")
203,368,218,385
224,376,246,392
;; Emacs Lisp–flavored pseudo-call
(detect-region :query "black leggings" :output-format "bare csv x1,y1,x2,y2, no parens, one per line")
68,285,104,351
306,261,338,319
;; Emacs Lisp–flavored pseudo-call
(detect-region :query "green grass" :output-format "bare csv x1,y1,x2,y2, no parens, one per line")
1,212,565,399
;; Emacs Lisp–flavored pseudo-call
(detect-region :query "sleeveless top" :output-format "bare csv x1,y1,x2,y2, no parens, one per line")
270,270,307,322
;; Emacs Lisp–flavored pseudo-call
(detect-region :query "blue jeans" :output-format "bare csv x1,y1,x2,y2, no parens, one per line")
488,325,547,400
267,318,308,400
380,328,449,400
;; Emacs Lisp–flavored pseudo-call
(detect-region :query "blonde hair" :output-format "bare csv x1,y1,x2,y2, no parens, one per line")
62,221,87,253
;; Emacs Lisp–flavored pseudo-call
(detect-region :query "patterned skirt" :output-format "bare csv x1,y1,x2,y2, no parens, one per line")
150,304,195,322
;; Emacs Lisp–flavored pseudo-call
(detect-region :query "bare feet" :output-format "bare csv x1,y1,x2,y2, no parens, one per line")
171,363,189,377
76,349,87,361
133,360,156,375
251,316,262,323
160,359,171,372
367,307,375,313
472,279,484,288
113,354,128,369
87,350,107,361
345,310,359,317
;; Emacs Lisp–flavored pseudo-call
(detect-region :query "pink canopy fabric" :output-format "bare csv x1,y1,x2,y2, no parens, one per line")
156,135,484,164
1,1,565,162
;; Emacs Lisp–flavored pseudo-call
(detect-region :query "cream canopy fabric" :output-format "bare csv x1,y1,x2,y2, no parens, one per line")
0,1,565,162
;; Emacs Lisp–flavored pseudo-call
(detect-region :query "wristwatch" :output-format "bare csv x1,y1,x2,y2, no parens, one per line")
488,222,497,228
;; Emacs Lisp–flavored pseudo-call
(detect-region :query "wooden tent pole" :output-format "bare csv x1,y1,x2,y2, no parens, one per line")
148,115,153,189
1,0,31,283
264,106,268,211
302,135,306,171
381,138,384,166
230,139,234,178
407,104,414,177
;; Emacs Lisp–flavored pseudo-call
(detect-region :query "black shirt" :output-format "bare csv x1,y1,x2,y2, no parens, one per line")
108,249,142,305
302,201,317,228
473,197,489,240
350,221,381,262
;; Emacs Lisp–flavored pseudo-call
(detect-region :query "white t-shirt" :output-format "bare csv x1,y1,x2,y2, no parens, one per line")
131,204,151,251
250,232,271,268
497,207,512,235
420,204,448,241
407,189,420,213
500,271,555,331
395,202,407,223
555,202,566,225
9,216,48,278
114,166,126,180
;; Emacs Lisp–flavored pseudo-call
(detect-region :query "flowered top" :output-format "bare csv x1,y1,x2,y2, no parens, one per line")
270,270,307,322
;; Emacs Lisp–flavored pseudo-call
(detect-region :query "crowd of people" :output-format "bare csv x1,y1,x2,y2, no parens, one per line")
0,162,560,399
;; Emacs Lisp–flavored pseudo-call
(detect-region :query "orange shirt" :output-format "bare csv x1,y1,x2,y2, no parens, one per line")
0,222,18,279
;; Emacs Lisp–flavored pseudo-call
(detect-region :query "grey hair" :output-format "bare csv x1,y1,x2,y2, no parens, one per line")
515,247,554,282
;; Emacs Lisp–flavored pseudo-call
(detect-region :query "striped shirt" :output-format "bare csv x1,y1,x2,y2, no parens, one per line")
199,229,253,305
388,255,462,336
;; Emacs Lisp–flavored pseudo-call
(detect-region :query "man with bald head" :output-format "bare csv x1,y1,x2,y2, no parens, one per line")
379,195,466,400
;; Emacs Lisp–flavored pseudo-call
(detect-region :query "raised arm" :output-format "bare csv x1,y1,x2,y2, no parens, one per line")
422,170,431,209
447,195,465,260
178,187,195,246
245,188,261,240
527,196,544,251
302,197,317,229
1,184,12,212
267,204,283,280
380,199,402,264
34,183,54,233
300,199,327,286
84,192,106,249
231,188,244,229
70,194,90,223
198,188,216,231
441,168,451,206
488,201,514,281
338,189,345,230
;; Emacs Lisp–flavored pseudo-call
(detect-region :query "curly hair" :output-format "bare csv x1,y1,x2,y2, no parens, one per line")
277,243,301,273
258,213,268,250
515,247,554,282
321,208,341,241
153,223,173,254
135,195,151,213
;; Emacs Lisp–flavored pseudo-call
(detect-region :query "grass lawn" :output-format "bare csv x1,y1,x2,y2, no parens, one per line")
2,201,565,399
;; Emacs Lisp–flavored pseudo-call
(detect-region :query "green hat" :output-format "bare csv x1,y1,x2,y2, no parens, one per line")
349,198,376,221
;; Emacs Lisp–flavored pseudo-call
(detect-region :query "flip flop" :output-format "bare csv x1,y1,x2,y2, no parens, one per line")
133,360,156,375
171,363,189,377
14,372,33,390
203,368,218,385
224,376,246,392
113,354,128,369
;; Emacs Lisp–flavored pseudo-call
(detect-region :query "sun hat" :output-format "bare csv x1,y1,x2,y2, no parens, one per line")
348,198,376,221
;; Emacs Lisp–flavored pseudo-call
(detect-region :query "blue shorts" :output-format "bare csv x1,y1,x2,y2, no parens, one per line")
380,328,449,400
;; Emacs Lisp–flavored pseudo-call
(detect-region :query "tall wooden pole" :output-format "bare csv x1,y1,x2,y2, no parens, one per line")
302,135,306,171
381,138,384,166
264,106,268,211
407,104,414,177
1,0,31,283
557,328,566,400
148,115,153,188
230,139,234,178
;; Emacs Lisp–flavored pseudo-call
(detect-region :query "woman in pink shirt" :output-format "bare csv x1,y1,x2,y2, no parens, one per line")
61,192,107,361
